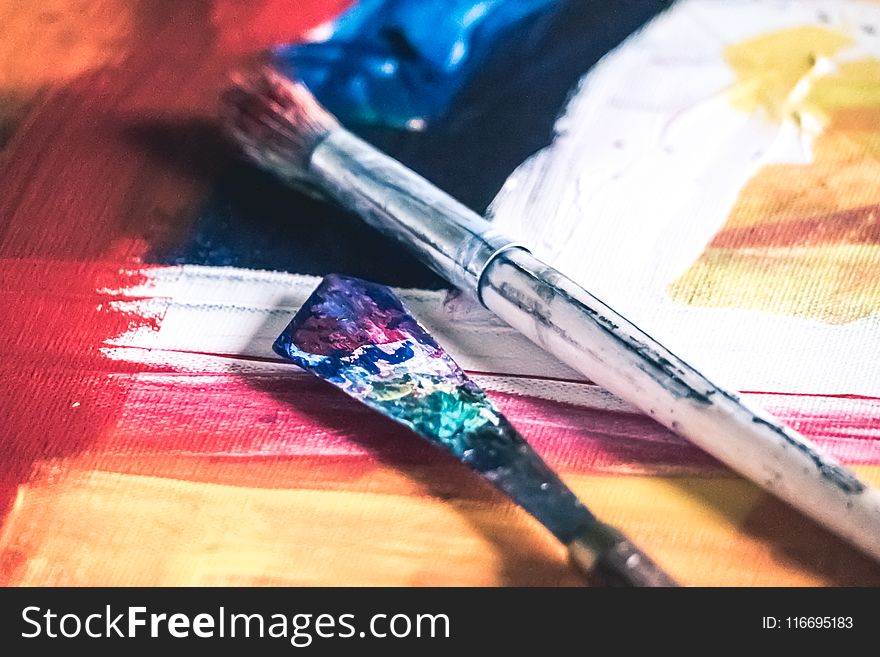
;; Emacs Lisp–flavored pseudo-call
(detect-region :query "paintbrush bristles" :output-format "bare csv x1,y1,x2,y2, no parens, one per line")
222,65,339,182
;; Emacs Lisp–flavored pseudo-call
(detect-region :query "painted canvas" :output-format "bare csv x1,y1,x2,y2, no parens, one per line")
1,0,879,587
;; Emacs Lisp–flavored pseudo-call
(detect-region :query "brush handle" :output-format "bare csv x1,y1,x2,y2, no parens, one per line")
307,128,880,560
569,523,678,587
312,131,526,291
480,249,880,561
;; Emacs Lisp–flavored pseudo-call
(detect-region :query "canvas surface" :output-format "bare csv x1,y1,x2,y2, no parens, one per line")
1,0,879,586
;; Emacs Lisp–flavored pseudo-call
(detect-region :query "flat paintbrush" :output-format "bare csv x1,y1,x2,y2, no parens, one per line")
274,274,676,586
222,66,880,563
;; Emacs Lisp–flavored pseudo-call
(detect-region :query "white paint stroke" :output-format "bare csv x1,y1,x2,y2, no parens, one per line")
488,0,880,396
104,265,588,383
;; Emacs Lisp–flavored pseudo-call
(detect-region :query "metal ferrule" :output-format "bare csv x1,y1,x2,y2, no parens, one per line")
568,523,678,587
309,129,527,293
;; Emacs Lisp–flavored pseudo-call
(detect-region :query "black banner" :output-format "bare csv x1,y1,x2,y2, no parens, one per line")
0,587,876,653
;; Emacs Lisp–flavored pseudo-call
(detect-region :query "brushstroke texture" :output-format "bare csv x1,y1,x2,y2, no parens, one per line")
488,0,880,396
671,29,880,323
0,0,345,575
3,0,879,586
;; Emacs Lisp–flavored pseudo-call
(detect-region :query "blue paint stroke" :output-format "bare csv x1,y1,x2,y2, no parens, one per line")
274,0,559,130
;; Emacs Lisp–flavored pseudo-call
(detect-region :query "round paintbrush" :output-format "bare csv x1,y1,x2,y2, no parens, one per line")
221,65,880,566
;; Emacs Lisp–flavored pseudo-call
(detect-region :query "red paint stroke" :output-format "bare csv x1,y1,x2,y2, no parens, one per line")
211,0,353,54
742,390,880,401
0,260,157,524
0,1,346,577
710,204,880,249
78,368,880,476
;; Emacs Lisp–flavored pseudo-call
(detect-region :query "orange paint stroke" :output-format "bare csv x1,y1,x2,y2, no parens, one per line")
672,27,880,324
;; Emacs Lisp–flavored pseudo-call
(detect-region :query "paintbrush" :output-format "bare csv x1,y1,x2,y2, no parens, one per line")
274,273,677,586
222,66,880,563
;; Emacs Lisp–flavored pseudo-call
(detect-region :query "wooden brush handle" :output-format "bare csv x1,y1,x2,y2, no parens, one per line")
480,248,880,562
569,523,678,587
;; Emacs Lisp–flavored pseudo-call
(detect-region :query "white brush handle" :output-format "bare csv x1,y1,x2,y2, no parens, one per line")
306,128,880,561
480,249,880,561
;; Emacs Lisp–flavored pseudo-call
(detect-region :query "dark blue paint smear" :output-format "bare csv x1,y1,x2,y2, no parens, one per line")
149,0,674,288
275,0,558,130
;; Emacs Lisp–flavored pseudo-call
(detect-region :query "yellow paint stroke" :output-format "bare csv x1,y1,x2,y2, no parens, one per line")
1,460,879,586
724,26,852,122
671,27,880,323
0,0,134,145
